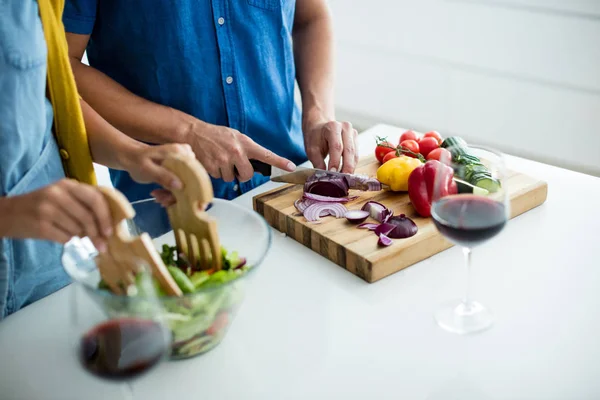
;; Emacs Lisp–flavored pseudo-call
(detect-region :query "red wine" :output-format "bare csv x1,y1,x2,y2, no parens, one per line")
80,318,167,380
431,195,507,247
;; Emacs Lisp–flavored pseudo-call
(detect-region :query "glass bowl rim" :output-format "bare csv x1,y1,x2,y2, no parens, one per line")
69,197,273,300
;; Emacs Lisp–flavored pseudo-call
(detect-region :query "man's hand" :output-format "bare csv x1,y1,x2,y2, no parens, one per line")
184,121,296,182
303,119,359,173
0,179,113,252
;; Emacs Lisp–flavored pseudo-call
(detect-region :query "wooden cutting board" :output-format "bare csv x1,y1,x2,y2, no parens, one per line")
253,156,548,283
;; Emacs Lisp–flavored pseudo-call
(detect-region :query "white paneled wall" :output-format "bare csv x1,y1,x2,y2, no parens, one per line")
329,0,600,175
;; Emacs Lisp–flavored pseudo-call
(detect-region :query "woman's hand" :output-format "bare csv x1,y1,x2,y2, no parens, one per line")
120,143,194,190
0,179,113,252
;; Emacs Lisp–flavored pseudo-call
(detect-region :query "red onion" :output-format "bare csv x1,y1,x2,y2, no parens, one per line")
384,214,418,239
303,202,348,222
304,172,382,197
294,198,317,213
345,210,370,224
303,192,357,203
234,258,247,269
358,223,379,230
361,201,393,223
304,173,349,197
378,234,393,246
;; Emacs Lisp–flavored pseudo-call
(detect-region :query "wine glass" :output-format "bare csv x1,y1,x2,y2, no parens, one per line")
430,142,510,334
63,244,171,399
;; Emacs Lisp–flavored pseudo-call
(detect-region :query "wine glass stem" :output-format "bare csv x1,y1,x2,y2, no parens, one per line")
462,246,473,310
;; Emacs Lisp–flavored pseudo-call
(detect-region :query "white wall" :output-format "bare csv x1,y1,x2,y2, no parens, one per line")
329,0,600,176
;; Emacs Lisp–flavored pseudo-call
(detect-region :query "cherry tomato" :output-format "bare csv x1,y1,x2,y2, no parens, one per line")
382,151,399,164
207,312,229,336
418,137,439,158
375,141,395,163
426,147,452,164
399,130,418,144
399,139,420,158
423,131,443,145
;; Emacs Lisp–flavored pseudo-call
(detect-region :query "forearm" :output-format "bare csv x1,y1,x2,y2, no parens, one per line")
69,58,195,145
293,7,336,128
0,197,13,237
80,98,146,171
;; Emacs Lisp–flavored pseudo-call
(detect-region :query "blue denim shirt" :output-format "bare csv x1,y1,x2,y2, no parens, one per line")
63,0,308,203
0,0,71,318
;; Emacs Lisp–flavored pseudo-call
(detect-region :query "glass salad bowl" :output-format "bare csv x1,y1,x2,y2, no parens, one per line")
62,198,272,360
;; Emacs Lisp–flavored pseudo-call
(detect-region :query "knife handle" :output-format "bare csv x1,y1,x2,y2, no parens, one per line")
233,159,272,177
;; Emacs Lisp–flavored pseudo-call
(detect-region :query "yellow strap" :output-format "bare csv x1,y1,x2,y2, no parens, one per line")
37,0,97,185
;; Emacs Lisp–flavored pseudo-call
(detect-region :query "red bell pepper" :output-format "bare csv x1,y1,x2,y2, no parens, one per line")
408,160,457,217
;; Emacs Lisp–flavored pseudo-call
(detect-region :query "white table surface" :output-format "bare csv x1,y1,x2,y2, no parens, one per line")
1,124,599,400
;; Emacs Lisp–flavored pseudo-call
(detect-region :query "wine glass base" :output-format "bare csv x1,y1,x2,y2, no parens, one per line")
434,299,493,335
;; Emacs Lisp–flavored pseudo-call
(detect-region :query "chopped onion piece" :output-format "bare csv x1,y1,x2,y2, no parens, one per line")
357,223,379,231
345,210,370,224
361,201,393,223
378,234,393,246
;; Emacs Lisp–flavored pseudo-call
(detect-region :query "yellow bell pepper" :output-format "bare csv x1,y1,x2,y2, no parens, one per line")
376,156,423,192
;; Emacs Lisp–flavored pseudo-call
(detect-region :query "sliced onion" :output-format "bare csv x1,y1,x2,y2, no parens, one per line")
303,192,357,203
378,234,393,247
358,223,379,231
303,202,348,222
234,258,247,270
361,201,393,223
294,198,316,213
385,214,418,239
345,210,369,224
375,223,396,237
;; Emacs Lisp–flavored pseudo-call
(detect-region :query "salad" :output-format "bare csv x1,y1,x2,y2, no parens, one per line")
97,245,252,359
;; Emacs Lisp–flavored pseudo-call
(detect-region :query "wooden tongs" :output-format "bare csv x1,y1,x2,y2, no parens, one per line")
162,154,222,271
96,187,183,296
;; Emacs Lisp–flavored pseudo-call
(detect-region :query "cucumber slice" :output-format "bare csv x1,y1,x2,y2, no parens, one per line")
474,177,501,193
454,178,489,195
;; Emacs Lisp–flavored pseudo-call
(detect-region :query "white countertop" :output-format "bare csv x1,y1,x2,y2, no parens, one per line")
1,124,599,400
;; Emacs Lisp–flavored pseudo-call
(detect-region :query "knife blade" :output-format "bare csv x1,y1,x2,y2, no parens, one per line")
271,166,356,184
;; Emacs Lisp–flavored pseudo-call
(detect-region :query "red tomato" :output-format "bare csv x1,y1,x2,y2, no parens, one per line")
207,312,229,336
399,130,418,144
423,131,443,143
418,137,439,158
375,141,395,163
426,147,452,164
399,139,420,158
382,151,399,164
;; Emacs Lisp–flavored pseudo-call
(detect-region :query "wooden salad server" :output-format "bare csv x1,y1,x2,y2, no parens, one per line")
95,187,182,296
162,154,222,271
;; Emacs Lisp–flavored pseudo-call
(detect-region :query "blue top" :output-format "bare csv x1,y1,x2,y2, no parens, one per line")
0,0,71,318
63,0,308,202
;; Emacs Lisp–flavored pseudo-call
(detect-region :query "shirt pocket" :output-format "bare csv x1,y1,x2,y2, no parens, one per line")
7,134,64,197
0,0,47,70
247,0,280,11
